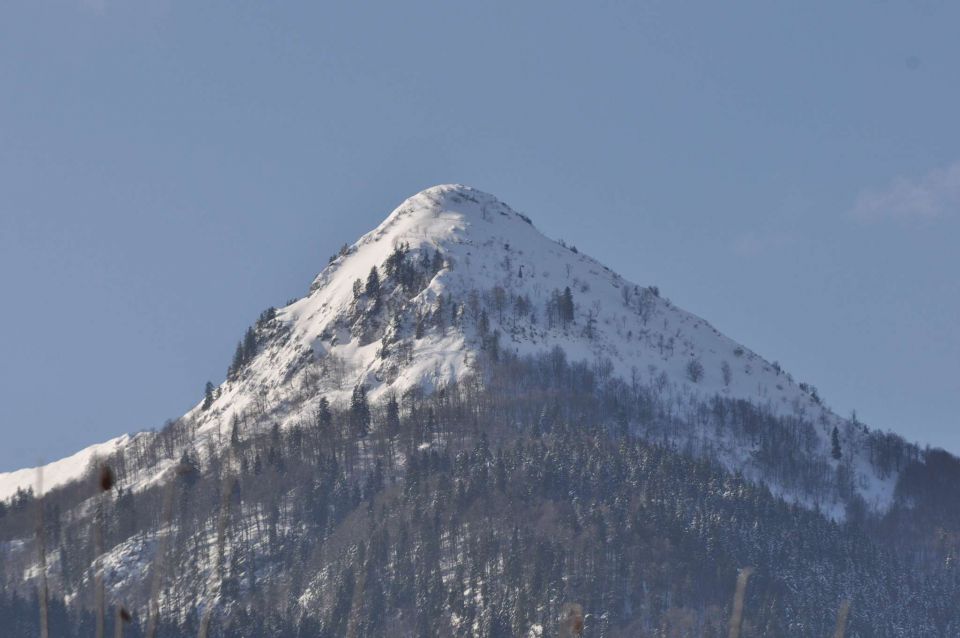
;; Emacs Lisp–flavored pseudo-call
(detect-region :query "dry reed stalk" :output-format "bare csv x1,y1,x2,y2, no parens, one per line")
145,463,191,638
198,474,235,638
96,465,115,638
559,602,585,638
95,511,103,638
114,606,131,638
728,566,754,638
833,599,851,638
35,466,49,638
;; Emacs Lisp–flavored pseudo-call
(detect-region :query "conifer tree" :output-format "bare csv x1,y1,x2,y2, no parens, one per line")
386,395,400,433
831,426,842,460
242,327,257,361
316,397,332,432
230,414,241,447
561,286,575,326
365,266,381,298
227,342,244,380
202,381,216,410
350,384,371,438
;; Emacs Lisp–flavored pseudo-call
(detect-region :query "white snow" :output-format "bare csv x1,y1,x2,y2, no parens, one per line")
0,434,131,502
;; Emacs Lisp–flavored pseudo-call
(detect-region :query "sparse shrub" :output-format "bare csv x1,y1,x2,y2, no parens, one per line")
686,358,705,383
721,360,733,387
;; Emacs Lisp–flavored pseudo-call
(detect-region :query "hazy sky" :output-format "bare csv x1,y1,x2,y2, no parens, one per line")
1,1,958,471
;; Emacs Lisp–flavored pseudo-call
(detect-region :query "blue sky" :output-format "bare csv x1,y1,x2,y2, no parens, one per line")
1,1,958,470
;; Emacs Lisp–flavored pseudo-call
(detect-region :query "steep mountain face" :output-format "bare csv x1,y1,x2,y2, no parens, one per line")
1,185,958,637
212,183,819,412
176,185,892,514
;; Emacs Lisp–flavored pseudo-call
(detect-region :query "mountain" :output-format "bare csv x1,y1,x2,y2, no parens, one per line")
0,185,893,511
1,185,958,636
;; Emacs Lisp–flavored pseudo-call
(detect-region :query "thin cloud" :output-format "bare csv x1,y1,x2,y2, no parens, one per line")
852,162,960,223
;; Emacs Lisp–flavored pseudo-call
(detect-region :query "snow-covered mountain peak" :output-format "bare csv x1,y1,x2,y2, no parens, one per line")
383,183,531,227
224,182,803,422
308,183,541,291
0,185,902,516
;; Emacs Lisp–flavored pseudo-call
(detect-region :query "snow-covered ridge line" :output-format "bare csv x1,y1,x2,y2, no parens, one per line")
0,435,131,502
